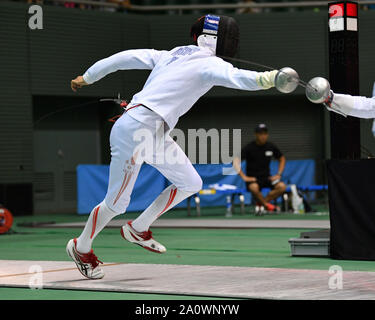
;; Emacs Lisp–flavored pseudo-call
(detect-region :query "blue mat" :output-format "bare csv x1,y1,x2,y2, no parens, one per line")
77,160,316,214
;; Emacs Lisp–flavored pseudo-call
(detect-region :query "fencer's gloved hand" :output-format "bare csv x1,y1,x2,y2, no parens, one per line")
256,70,278,89
71,75,89,92
323,90,347,117
256,68,300,93
274,67,299,93
323,90,334,108
305,78,347,117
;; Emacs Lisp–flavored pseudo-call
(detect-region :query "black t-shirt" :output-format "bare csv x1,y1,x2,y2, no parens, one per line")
241,141,283,178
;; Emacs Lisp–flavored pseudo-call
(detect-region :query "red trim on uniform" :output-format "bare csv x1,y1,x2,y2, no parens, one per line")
108,115,122,123
122,173,133,196
125,104,142,112
107,104,141,123
90,205,101,239
131,150,139,166
113,173,128,206
113,154,139,205
120,101,128,107
160,189,174,214
113,172,133,206
157,188,177,218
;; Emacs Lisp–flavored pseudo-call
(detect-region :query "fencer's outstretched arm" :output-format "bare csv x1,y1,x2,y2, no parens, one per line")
71,49,165,91
206,58,278,91
83,49,165,84
328,93,375,119
305,77,375,119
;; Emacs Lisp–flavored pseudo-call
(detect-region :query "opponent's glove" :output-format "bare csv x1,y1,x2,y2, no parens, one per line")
324,91,347,117
323,90,334,108
305,77,347,117
306,77,331,104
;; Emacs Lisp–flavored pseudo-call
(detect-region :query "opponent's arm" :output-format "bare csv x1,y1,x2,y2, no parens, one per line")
305,77,375,119
71,49,165,91
327,93,375,119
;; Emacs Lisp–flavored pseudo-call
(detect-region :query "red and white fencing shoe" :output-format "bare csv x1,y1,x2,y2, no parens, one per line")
121,221,166,254
66,238,104,279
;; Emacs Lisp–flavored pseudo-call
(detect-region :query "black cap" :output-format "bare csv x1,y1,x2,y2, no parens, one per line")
255,123,268,133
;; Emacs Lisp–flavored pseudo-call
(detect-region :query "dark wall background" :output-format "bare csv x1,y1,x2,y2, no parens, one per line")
1,1,375,214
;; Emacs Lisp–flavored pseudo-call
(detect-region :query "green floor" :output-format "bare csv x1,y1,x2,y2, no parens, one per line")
2,207,374,300
15,205,331,224
2,225,373,272
0,288,232,300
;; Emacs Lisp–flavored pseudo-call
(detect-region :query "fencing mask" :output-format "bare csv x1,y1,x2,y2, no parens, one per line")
190,14,239,58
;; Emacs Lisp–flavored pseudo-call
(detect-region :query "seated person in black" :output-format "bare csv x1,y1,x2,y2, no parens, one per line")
234,123,286,212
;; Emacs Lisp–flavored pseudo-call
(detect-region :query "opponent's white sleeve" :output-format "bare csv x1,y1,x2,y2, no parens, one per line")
83,49,165,84
206,58,267,91
331,93,375,119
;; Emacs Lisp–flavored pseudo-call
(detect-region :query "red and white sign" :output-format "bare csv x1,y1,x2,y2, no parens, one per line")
329,2,358,32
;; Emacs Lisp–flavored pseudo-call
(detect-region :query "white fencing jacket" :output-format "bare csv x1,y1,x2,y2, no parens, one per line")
330,93,375,119
83,45,267,129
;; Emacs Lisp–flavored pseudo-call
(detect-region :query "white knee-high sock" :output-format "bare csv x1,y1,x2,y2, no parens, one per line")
76,200,120,253
132,184,195,232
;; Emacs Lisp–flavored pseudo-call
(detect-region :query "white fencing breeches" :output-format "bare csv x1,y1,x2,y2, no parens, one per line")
76,107,202,252
104,110,202,214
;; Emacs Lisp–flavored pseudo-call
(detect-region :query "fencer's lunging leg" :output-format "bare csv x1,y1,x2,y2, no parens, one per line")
121,133,202,253
76,200,120,253
75,113,144,253
122,182,200,253
131,185,196,232
132,134,202,232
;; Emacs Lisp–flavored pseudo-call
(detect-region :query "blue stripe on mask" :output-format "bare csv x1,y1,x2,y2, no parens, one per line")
203,15,220,35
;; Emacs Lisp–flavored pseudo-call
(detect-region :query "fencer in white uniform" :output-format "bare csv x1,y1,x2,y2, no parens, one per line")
66,14,294,279
305,77,375,119
325,92,375,119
